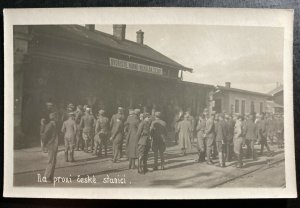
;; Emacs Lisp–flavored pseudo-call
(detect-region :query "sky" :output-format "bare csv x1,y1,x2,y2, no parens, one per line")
95,25,283,93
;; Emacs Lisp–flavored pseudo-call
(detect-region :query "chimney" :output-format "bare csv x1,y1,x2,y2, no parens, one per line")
225,82,231,88
136,29,144,44
85,24,95,31
113,24,126,40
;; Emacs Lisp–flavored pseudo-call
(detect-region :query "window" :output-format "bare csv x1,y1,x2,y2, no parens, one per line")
235,99,239,113
241,100,245,115
260,102,263,114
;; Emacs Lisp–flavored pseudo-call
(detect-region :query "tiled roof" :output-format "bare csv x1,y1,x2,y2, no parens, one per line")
268,85,283,96
31,25,193,72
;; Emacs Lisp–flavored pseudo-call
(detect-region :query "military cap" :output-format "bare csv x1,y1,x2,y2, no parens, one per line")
49,112,57,120
155,111,161,118
68,103,74,108
134,109,141,115
86,107,91,111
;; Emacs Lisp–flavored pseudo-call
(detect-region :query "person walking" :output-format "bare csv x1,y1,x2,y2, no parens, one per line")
177,114,193,156
42,112,59,183
150,112,167,170
256,114,272,156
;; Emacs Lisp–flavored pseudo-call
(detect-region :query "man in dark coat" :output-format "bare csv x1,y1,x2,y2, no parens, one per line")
110,114,124,163
124,109,140,169
224,114,235,162
244,114,257,160
110,107,125,158
256,114,272,156
150,111,167,170
136,113,151,174
42,112,59,183
204,111,215,165
215,114,227,167
94,109,109,157
80,107,95,152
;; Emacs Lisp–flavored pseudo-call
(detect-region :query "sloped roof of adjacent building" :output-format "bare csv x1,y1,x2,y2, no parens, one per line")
217,86,271,97
30,25,193,72
268,85,283,96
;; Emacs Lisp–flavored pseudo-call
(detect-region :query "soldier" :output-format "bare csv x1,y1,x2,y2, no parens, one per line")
124,108,140,169
195,112,207,162
80,107,95,152
136,113,151,174
62,103,75,122
110,107,125,158
40,102,55,153
266,113,275,144
224,114,235,162
110,114,124,163
42,112,59,183
244,114,257,160
256,114,272,156
174,109,184,145
204,111,215,165
215,114,227,167
93,109,109,157
233,114,244,168
150,112,167,170
275,114,284,149
61,112,77,162
74,105,84,151
177,114,193,156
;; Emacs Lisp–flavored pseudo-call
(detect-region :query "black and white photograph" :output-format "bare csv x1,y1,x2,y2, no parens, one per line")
3,8,296,199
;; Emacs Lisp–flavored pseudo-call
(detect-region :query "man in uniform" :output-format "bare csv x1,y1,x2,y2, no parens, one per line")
195,111,207,162
42,112,59,183
150,112,167,170
74,105,84,151
244,114,257,160
80,107,95,152
61,112,77,162
110,114,124,163
275,114,284,149
110,107,125,158
40,102,55,153
204,111,215,165
233,114,244,168
94,109,109,157
215,114,227,167
136,113,151,174
224,114,235,162
256,114,272,156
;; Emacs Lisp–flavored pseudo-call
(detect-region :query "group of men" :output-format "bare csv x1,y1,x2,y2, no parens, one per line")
175,108,284,168
40,102,169,182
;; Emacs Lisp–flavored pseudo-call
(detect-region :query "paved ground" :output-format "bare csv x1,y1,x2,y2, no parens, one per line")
13,139,285,188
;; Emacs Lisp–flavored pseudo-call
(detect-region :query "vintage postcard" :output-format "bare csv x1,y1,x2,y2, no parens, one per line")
3,8,296,199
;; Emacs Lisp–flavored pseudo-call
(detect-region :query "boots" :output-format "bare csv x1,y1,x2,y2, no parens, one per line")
217,152,225,167
129,159,132,169
236,154,243,168
138,157,143,174
64,151,69,162
70,150,75,162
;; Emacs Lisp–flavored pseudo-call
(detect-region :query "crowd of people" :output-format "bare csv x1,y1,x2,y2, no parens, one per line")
39,101,284,183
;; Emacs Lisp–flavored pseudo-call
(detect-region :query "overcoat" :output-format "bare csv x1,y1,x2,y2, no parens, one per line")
178,120,192,150
124,115,140,158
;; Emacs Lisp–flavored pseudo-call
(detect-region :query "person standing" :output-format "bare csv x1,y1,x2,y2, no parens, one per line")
150,112,167,170
233,114,244,168
275,114,284,149
110,107,125,158
80,107,95,152
174,109,183,145
110,114,124,163
124,109,140,169
93,109,109,157
42,112,59,183
204,111,216,165
74,105,84,151
177,114,193,156
224,114,235,162
186,110,195,143
61,112,77,162
40,102,55,153
244,114,257,160
215,114,227,167
136,113,151,174
195,113,207,162
256,114,272,156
